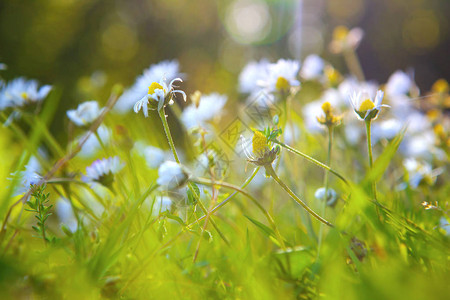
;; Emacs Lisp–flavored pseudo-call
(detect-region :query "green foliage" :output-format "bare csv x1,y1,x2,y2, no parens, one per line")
25,185,53,244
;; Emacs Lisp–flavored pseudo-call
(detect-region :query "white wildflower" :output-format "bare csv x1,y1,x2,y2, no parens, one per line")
258,59,300,93
181,93,227,130
115,60,183,113
0,77,51,110
67,100,103,126
134,77,186,116
349,89,387,121
84,156,124,187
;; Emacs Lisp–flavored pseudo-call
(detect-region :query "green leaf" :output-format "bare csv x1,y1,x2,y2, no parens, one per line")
364,127,406,185
187,182,200,204
244,215,275,238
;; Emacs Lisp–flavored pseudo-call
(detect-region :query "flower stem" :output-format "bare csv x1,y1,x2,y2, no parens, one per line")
317,126,333,258
344,48,365,82
272,139,348,185
264,164,334,227
365,119,378,201
157,107,229,246
158,108,180,163
193,173,286,249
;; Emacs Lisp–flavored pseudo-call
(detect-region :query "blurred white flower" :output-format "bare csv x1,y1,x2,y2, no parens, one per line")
152,196,172,214
181,93,227,130
257,59,300,93
134,77,186,116
83,156,124,187
329,26,364,53
9,156,42,195
67,100,103,127
115,60,183,113
283,123,301,146
314,187,338,206
386,70,413,98
300,55,324,80
157,161,189,190
349,90,387,121
134,142,167,169
439,217,450,236
78,125,111,158
403,158,442,188
0,77,51,110
371,119,402,143
238,59,270,94
56,198,78,233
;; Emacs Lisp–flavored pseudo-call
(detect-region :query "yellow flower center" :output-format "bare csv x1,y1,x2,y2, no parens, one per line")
321,101,332,115
21,92,28,99
325,66,339,84
148,82,164,95
432,79,449,94
333,26,349,41
359,99,375,111
252,131,268,156
275,76,290,91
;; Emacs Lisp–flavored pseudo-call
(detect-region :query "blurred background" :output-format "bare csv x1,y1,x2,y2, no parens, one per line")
0,0,449,134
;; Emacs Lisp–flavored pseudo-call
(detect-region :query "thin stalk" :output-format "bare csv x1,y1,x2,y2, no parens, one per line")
187,167,260,226
344,48,365,82
158,108,180,163
365,120,378,201
157,107,228,245
317,126,333,258
193,176,286,249
264,164,334,228
273,139,348,185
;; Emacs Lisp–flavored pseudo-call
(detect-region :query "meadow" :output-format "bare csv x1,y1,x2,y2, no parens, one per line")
0,2,449,299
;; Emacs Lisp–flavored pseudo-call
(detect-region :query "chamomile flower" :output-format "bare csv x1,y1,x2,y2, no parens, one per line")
83,156,124,188
181,93,227,130
0,77,51,110
258,59,300,94
134,77,186,116
115,60,183,113
241,131,280,167
67,100,103,127
157,161,189,190
349,90,387,121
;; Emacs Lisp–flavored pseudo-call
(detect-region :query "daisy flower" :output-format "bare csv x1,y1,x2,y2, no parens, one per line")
241,131,280,167
114,60,183,113
67,100,103,127
134,77,186,116
84,156,124,187
180,93,227,130
258,59,300,93
157,161,189,190
349,89,387,121
0,77,51,110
